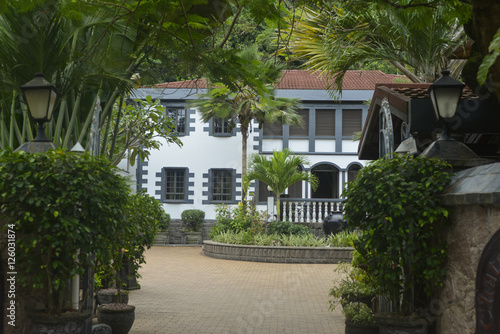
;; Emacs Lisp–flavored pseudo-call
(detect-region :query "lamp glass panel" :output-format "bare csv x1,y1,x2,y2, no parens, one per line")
433,87,462,119
24,89,51,120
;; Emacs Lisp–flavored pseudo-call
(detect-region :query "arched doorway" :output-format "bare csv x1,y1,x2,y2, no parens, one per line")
347,164,362,183
311,164,339,199
476,228,500,333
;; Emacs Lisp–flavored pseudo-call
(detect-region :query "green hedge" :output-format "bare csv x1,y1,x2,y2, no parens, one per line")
181,209,205,232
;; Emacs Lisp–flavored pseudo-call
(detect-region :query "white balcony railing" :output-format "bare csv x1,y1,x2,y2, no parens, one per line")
280,199,344,223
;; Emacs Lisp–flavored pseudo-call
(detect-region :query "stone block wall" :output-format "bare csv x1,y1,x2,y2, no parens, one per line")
436,204,500,334
164,219,217,244
437,163,500,334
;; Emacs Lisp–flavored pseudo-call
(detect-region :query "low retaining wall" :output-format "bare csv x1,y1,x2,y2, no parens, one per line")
203,240,353,264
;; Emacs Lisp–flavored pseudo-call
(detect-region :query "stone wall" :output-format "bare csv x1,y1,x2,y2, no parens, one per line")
203,240,353,264
436,204,500,333
163,219,217,244
159,220,325,245
437,163,500,334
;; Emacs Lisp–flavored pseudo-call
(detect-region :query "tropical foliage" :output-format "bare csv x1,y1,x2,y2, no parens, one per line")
343,154,452,315
244,149,318,217
0,149,131,315
287,0,468,92
211,229,357,247
0,0,296,164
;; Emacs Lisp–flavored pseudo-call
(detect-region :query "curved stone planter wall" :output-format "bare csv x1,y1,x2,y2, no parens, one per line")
203,240,353,264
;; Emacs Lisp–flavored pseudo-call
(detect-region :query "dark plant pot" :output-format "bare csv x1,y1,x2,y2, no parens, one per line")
98,303,135,334
120,259,139,290
185,231,201,244
30,311,90,334
345,320,379,334
374,313,429,334
97,289,129,305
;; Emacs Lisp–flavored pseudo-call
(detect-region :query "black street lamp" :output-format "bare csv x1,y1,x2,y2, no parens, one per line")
422,70,491,170
428,70,465,140
20,73,59,142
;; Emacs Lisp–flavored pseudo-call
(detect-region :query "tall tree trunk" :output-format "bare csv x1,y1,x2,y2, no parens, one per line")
241,126,248,205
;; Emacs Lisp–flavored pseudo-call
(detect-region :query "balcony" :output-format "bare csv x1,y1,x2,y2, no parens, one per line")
280,198,344,223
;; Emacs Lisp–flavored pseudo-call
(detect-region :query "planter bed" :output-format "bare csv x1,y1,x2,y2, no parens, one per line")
203,240,353,264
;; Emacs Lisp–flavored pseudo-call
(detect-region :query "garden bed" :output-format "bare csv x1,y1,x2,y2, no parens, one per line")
203,240,353,264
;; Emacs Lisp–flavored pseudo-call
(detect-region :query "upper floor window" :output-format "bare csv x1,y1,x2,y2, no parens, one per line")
289,109,309,137
211,169,233,202
342,109,362,137
262,122,283,137
213,117,231,135
316,109,336,137
164,168,187,201
167,108,186,135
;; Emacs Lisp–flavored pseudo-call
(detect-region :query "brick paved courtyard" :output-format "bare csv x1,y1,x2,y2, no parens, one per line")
126,246,345,334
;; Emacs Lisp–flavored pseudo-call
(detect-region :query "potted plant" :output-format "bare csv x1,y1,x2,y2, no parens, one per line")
181,209,205,244
0,149,131,333
343,155,451,333
342,302,379,334
154,212,170,244
329,256,379,334
97,191,163,334
329,256,378,310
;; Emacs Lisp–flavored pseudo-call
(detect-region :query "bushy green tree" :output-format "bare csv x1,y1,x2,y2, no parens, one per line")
0,149,130,315
343,154,451,315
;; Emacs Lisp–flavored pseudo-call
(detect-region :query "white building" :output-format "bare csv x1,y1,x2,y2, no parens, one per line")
133,70,403,221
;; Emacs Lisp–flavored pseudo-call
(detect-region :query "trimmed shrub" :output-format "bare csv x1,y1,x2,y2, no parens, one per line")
181,209,205,232
267,220,312,236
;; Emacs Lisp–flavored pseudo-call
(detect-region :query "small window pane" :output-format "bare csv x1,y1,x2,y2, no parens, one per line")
212,170,232,202
167,108,186,134
263,122,283,136
290,110,309,137
258,180,271,202
213,117,230,134
165,169,185,200
316,109,335,136
348,165,361,183
342,109,362,137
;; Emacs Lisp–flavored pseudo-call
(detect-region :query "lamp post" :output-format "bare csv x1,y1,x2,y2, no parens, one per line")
421,70,491,170
427,70,465,140
16,73,59,153
20,73,59,142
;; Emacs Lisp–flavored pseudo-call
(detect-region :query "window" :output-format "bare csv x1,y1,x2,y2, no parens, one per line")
257,180,271,202
211,169,233,202
262,122,283,136
289,109,309,137
342,109,362,137
348,164,362,183
164,168,186,201
213,117,231,135
316,109,335,136
167,108,186,134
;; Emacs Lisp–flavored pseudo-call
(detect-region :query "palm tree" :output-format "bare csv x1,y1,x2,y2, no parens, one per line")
0,1,226,162
244,148,318,218
287,2,467,91
188,48,303,201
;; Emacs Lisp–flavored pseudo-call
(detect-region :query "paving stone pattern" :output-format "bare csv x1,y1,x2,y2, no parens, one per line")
127,246,345,334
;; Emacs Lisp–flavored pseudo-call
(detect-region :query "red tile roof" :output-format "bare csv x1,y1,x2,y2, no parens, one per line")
152,70,408,90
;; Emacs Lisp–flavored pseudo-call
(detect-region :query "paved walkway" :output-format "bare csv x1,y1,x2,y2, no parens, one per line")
127,246,345,334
